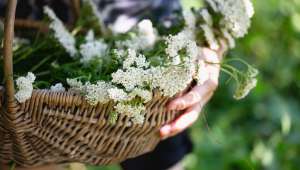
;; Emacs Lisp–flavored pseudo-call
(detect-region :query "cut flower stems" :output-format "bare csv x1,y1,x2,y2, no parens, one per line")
0,0,258,125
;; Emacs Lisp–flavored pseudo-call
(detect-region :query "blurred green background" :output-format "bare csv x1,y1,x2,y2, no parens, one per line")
87,0,300,170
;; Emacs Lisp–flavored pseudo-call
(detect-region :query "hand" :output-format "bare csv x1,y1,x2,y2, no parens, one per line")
160,43,227,139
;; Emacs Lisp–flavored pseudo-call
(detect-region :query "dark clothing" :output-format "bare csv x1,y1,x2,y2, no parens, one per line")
121,131,192,170
0,1,193,169
0,0,181,25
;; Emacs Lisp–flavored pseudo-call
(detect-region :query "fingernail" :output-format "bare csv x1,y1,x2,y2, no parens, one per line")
160,125,171,137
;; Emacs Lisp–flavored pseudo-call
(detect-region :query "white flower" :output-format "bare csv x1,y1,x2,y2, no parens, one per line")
108,87,131,102
44,6,77,57
50,83,65,92
171,55,181,65
221,28,236,48
234,78,257,100
114,103,145,124
137,19,156,47
186,41,200,61
150,65,194,97
199,9,213,26
132,114,145,124
116,19,157,50
84,81,113,105
200,24,219,50
110,15,138,34
183,10,196,30
137,19,155,36
135,54,150,68
123,49,137,69
129,88,153,103
112,67,151,91
85,30,95,42
67,78,83,90
205,0,254,38
15,72,36,103
79,39,108,64
243,0,255,18
165,29,196,58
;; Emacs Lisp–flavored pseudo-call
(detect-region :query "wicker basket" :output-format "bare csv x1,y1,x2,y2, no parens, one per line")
0,0,180,168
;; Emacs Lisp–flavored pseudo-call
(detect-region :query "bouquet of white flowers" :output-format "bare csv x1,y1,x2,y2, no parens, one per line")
3,0,258,125
0,0,259,167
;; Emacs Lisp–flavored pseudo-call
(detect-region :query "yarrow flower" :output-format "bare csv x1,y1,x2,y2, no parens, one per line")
129,88,153,103
112,67,151,91
233,66,258,100
44,6,77,57
200,24,220,50
183,10,197,30
50,83,65,92
116,19,157,50
205,0,254,38
67,79,113,105
84,81,113,105
234,77,257,100
114,103,146,124
15,72,36,103
79,39,108,64
67,78,83,91
150,65,194,97
122,49,149,69
108,87,131,102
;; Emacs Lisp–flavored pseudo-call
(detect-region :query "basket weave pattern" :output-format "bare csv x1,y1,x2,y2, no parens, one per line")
0,0,180,167
0,89,178,167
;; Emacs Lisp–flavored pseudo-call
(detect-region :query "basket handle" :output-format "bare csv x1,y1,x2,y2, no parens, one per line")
3,0,17,106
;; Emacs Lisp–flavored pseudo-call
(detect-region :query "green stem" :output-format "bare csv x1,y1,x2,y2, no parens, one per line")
35,70,51,76
9,162,15,170
220,67,239,83
223,58,252,67
13,41,47,64
29,55,54,72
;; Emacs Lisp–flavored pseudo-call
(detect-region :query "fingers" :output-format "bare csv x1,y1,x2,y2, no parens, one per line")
168,79,217,111
161,90,214,139
160,103,202,139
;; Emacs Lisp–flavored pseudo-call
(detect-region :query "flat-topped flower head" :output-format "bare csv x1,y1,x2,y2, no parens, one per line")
15,72,36,103
205,0,254,38
114,103,146,124
84,81,113,105
50,83,65,92
79,39,108,64
116,19,157,50
44,6,77,57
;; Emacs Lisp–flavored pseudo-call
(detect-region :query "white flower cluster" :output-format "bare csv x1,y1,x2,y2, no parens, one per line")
50,83,65,92
44,7,77,57
67,79,113,105
116,19,157,50
122,49,149,69
114,103,146,124
205,0,254,38
234,67,258,100
67,76,151,124
79,34,108,64
41,2,256,124
112,67,151,91
15,72,36,103
150,65,194,97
